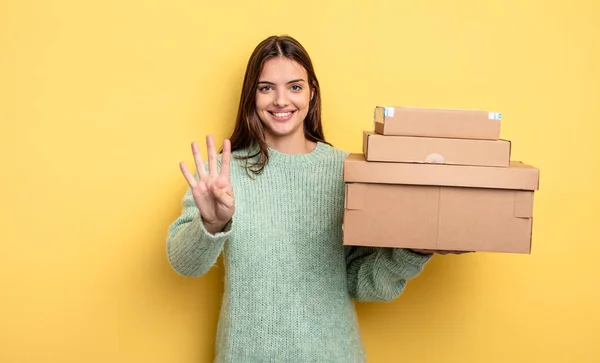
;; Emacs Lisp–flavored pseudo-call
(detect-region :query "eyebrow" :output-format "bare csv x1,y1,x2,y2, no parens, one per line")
257,79,306,85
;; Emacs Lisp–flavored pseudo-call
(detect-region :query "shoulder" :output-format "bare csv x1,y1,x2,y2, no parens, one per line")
312,143,351,184
318,142,351,164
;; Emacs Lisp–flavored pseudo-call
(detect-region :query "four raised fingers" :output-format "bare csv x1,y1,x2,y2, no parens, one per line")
181,135,232,189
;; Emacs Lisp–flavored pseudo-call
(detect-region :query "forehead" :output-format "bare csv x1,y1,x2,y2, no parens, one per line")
259,57,308,81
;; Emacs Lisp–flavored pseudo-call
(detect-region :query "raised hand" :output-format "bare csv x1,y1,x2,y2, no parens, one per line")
179,135,234,235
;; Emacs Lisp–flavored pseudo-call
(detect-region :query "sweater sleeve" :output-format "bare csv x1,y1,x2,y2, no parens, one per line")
345,246,432,302
166,186,232,277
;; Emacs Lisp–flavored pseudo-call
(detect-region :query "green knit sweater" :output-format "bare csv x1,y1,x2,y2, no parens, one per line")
166,141,432,362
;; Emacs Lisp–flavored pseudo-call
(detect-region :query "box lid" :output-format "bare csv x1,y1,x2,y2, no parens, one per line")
343,153,539,191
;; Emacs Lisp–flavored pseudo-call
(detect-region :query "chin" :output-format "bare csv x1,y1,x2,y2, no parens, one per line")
269,128,298,138
265,122,303,138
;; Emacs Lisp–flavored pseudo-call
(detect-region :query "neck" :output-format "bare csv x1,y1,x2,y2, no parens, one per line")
266,132,316,155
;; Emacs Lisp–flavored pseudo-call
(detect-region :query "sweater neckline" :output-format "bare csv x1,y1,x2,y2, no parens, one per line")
265,141,329,166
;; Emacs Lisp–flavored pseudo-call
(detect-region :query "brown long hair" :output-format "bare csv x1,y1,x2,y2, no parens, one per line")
227,35,329,175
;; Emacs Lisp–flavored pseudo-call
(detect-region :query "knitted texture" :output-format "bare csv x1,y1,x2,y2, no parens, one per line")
166,142,432,362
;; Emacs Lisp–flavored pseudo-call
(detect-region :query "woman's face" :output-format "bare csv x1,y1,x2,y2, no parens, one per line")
255,57,313,143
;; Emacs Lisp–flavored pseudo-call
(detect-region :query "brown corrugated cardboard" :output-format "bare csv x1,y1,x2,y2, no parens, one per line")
343,153,539,191
343,182,535,253
363,131,511,167
374,106,502,140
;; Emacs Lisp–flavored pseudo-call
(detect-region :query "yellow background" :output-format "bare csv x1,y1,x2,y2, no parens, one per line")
1,0,598,362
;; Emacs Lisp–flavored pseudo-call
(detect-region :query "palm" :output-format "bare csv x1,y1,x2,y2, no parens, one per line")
180,135,234,231
191,170,233,224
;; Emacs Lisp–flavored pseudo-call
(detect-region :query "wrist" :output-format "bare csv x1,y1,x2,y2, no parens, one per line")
203,220,226,235
204,222,225,234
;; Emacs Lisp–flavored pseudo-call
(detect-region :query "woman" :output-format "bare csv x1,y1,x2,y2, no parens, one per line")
167,35,448,362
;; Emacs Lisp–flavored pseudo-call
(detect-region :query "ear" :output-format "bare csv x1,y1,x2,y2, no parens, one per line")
311,88,315,101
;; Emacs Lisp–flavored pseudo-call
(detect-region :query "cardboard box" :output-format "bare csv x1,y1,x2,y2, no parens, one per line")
343,183,535,253
342,153,540,253
374,106,502,140
343,153,539,190
363,131,511,167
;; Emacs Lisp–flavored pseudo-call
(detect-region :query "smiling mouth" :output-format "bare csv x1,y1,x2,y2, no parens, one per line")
268,110,296,121
268,111,295,117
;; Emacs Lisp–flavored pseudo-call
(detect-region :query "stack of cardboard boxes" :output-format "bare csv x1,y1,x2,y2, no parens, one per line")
342,106,540,254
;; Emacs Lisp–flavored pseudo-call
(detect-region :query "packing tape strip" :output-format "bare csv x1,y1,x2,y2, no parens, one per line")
488,112,502,120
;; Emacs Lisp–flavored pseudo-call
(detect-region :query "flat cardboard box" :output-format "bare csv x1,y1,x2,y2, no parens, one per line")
363,131,511,167
343,153,539,191
374,106,502,140
343,183,535,253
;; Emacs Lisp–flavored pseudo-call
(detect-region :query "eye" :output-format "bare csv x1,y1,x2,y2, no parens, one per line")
290,84,302,91
258,85,273,92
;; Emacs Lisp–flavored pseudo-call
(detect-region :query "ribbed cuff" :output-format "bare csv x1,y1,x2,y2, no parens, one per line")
196,213,233,237
167,213,232,277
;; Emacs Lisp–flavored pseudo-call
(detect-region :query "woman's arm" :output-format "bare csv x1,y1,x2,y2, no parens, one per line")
345,246,432,302
166,186,232,278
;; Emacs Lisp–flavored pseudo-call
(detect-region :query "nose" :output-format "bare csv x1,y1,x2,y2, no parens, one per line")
273,89,289,107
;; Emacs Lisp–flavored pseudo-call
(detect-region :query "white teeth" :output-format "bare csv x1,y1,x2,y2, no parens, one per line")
273,112,292,117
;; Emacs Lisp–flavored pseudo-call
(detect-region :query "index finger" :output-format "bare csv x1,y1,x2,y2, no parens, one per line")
220,139,231,178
